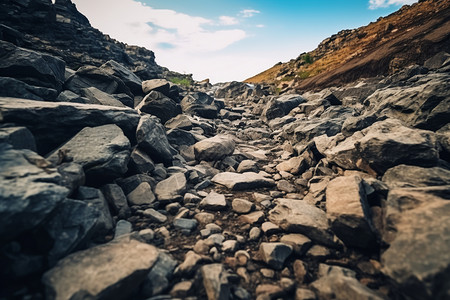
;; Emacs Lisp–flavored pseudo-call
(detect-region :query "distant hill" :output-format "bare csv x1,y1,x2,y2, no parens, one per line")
244,0,450,92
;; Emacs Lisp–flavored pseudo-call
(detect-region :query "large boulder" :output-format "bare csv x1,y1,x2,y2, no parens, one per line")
0,77,58,101
181,92,219,119
193,135,235,161
47,124,131,184
214,81,253,99
261,94,305,121
0,40,65,91
0,125,36,151
142,79,171,96
382,164,450,189
268,198,335,246
136,91,181,123
0,144,68,242
42,238,159,300
325,176,376,248
211,172,275,191
80,87,126,108
0,97,140,154
136,115,175,164
99,60,143,95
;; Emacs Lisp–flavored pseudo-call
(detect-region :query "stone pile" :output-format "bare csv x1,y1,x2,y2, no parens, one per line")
1,2,450,300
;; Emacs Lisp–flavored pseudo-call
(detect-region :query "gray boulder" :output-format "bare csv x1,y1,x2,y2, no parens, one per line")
0,77,58,101
100,183,131,218
42,238,159,300
382,164,450,189
181,92,219,119
136,91,181,123
136,115,175,164
0,40,65,91
0,125,36,151
0,145,68,242
142,79,171,96
194,135,235,161
80,86,126,107
154,172,187,202
261,94,305,121
100,60,142,95
0,97,140,154
140,251,178,297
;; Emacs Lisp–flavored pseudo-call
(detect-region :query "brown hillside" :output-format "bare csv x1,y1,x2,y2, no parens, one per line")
245,0,450,92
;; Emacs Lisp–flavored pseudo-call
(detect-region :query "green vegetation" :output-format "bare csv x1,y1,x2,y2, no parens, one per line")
301,53,313,64
169,77,192,87
297,71,310,79
281,75,295,82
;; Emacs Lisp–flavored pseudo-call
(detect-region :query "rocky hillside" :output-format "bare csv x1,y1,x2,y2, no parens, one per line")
1,0,450,300
245,0,450,93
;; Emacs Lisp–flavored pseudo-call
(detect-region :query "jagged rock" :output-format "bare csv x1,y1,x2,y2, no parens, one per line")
136,91,181,123
194,135,235,161
0,97,140,154
165,114,193,130
142,79,171,96
292,117,346,144
268,198,335,246
240,211,265,225
381,187,450,299
57,162,85,195
262,94,305,121
424,51,450,69
200,191,227,211
47,124,131,184
56,90,88,103
0,40,65,91
140,251,178,297
181,92,219,119
128,148,155,174
355,119,439,174
280,234,312,256
100,183,131,218
259,242,293,270
237,160,258,173
80,86,126,107
75,186,114,237
0,144,68,241
167,128,198,147
154,172,187,202
175,250,212,276
0,125,36,151
214,81,253,99
143,208,167,223
136,115,175,164
100,60,142,95
43,199,100,265
325,176,376,248
65,65,132,97
382,164,450,189
126,182,156,205
212,172,275,191
201,264,231,300
295,288,316,300
116,174,156,195
0,77,58,101
310,264,384,300
314,132,361,170
42,238,159,300
276,153,311,175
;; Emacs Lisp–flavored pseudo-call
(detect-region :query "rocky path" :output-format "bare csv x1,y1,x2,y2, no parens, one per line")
1,36,450,300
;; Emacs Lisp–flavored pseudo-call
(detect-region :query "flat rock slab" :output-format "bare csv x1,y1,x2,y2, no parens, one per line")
0,97,140,154
155,172,187,202
47,124,130,184
268,198,335,247
212,172,275,191
193,135,235,161
42,238,159,300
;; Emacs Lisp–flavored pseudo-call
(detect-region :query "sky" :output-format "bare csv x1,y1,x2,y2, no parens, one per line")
70,0,418,83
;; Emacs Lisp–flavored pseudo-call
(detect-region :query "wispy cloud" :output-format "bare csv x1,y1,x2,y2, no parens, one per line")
239,9,261,18
368,0,417,9
219,16,239,26
256,24,265,28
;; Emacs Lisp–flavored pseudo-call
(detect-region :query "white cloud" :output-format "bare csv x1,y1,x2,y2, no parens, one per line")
219,16,239,25
239,9,261,18
369,0,417,9
256,24,265,28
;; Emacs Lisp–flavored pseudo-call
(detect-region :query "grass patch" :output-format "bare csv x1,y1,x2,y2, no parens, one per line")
297,71,311,79
169,77,192,87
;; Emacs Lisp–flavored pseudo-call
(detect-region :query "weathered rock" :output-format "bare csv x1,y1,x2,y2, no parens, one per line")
167,128,198,147
239,211,265,225
232,198,255,214
212,172,275,191
80,86,126,107
310,264,384,300
142,79,171,96
57,162,85,195
259,242,293,270
100,184,131,218
0,145,68,241
276,153,310,175
268,198,335,246
237,160,259,173
140,251,178,297
326,176,376,248
200,192,227,211
0,77,58,101
136,91,181,123
262,94,305,121
0,40,65,91
128,148,155,174
314,133,361,170
154,172,187,202
0,125,36,151
165,114,193,130
355,119,439,174
174,218,198,232
0,97,140,154
42,238,159,300
114,220,133,239
43,199,100,265
382,164,450,189
47,124,131,184
175,250,212,276
194,135,235,161
100,60,142,95
136,115,174,164
181,92,219,119
127,182,156,205
201,264,231,300
280,234,312,256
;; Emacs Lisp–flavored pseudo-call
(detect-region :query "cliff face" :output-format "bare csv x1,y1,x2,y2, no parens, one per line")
245,0,450,92
0,0,185,80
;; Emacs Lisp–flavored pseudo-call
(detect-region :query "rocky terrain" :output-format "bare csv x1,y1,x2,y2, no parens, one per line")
245,0,450,93
1,0,450,300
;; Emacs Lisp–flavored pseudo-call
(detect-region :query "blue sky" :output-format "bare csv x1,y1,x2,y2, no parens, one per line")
71,0,418,83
